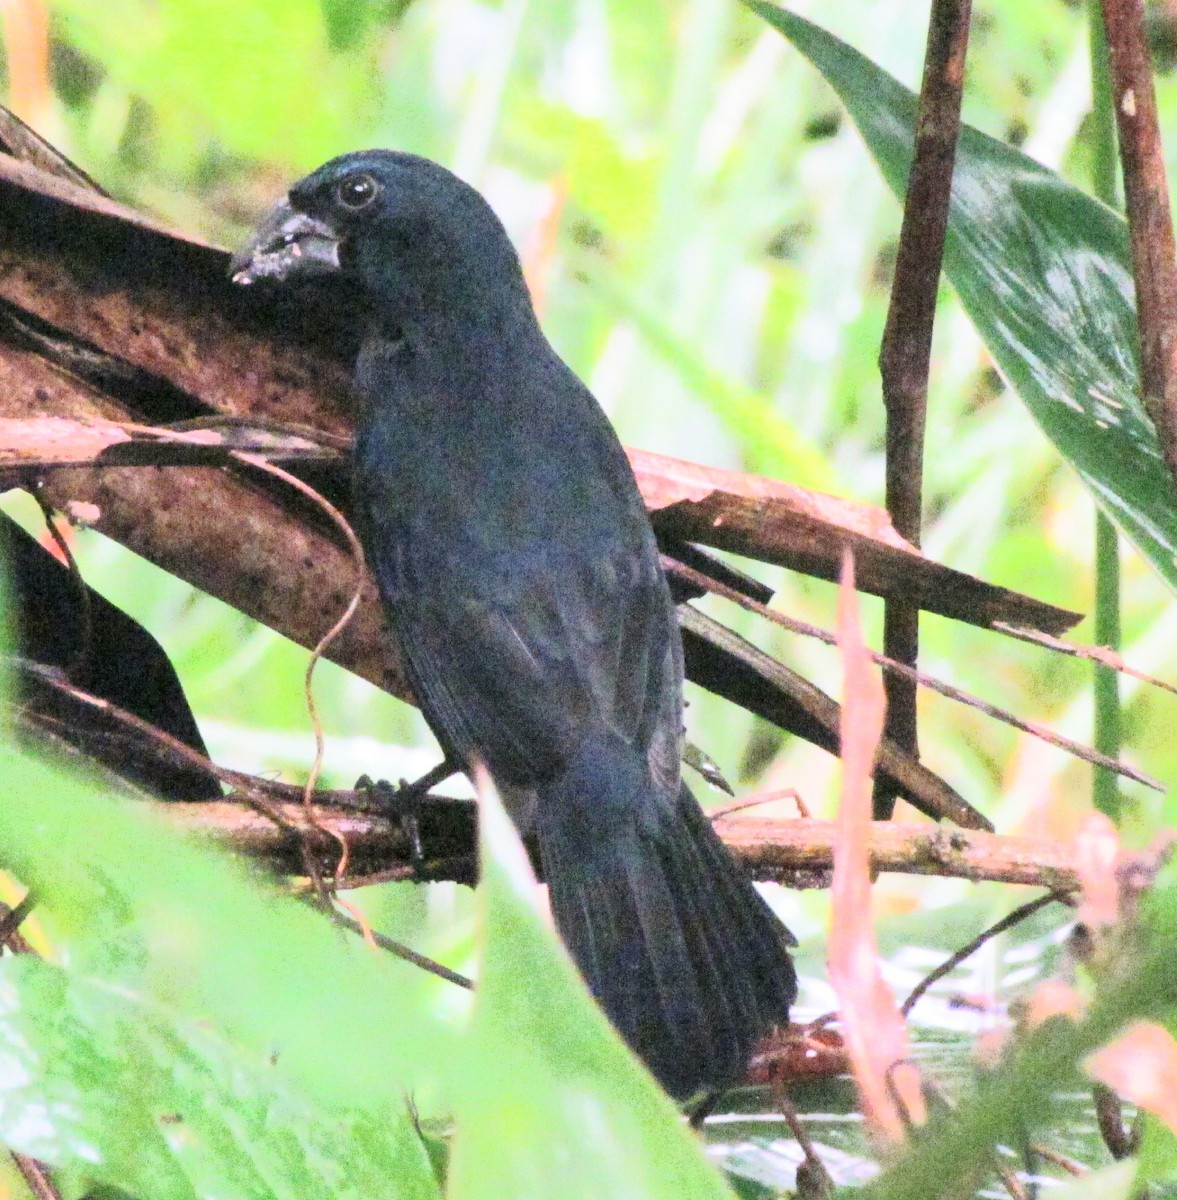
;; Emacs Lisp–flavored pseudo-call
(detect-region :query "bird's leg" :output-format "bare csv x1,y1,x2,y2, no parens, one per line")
686,1088,724,1129
355,757,460,872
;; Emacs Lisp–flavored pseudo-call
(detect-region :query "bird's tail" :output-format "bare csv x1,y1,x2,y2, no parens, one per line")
535,731,797,1099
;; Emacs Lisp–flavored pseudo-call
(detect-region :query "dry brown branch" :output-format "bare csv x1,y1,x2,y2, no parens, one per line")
163,797,1091,893
647,466,1078,635
0,413,1079,638
876,0,974,818
0,118,1086,841
718,816,1085,891
0,414,342,473
1100,0,1177,496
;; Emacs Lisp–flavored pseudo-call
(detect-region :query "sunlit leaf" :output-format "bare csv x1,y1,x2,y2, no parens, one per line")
52,0,373,168
1035,1160,1138,1200
0,745,445,1113
746,1,1177,593
0,956,439,1200
448,770,734,1200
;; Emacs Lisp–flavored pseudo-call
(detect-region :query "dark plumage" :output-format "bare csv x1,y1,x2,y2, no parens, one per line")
231,150,797,1098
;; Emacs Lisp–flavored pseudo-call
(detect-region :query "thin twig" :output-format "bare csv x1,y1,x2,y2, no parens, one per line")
298,855,473,892
671,560,1160,790
1028,1142,1086,1178
773,1085,834,1200
901,892,1062,1017
0,896,36,957
1099,0,1177,497
329,906,472,991
875,0,973,818
705,789,802,821
11,659,261,796
233,453,367,897
0,891,37,952
995,1162,1029,1200
883,1056,926,1139
994,622,1177,697
11,1154,63,1200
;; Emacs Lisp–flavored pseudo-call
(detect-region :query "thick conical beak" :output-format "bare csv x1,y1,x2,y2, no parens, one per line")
229,200,342,286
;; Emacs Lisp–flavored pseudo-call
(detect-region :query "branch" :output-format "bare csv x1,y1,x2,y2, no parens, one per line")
161,795,1089,894
1100,0,1177,497
0,414,1079,637
875,0,973,817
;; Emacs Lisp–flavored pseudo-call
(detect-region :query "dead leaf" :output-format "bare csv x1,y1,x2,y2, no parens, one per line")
1074,811,1121,929
1086,1021,1177,1134
1022,980,1084,1027
827,549,926,1143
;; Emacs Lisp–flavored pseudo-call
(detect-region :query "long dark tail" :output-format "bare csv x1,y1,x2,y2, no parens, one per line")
535,733,797,1099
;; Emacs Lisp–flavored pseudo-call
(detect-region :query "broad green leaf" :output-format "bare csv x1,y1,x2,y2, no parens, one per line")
746,2,1177,594
0,956,438,1200
449,780,734,1200
0,744,445,1116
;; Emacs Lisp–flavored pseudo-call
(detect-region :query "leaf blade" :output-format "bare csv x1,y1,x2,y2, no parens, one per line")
746,1,1177,592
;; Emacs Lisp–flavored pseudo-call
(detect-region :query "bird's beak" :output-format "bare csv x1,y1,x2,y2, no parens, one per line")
228,200,342,286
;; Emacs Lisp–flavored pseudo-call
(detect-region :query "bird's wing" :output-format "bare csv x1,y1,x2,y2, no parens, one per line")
375,526,683,792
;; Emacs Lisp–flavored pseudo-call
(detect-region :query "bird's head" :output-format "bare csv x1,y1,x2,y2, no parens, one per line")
229,150,530,328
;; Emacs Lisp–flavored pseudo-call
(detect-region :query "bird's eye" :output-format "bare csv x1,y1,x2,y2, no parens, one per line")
335,173,380,211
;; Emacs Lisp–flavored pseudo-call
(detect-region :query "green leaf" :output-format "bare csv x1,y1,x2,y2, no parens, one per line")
0,744,445,1119
1137,1108,1177,1186
746,2,1177,594
53,0,373,168
448,779,734,1200
0,956,438,1200
1039,1160,1138,1200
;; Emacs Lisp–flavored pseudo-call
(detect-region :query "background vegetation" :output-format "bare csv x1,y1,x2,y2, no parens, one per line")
2,0,1177,1195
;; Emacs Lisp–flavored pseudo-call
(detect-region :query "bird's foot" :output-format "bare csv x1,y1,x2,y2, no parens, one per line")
354,758,459,873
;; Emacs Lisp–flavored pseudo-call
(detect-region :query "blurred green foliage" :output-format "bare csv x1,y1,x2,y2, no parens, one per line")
0,737,735,1199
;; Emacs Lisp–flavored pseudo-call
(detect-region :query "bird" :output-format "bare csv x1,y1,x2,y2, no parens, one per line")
230,150,797,1099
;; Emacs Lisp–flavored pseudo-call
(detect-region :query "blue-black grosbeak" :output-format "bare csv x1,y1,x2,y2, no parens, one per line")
231,151,796,1098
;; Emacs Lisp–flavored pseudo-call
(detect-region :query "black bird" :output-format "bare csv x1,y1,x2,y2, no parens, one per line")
230,151,797,1098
